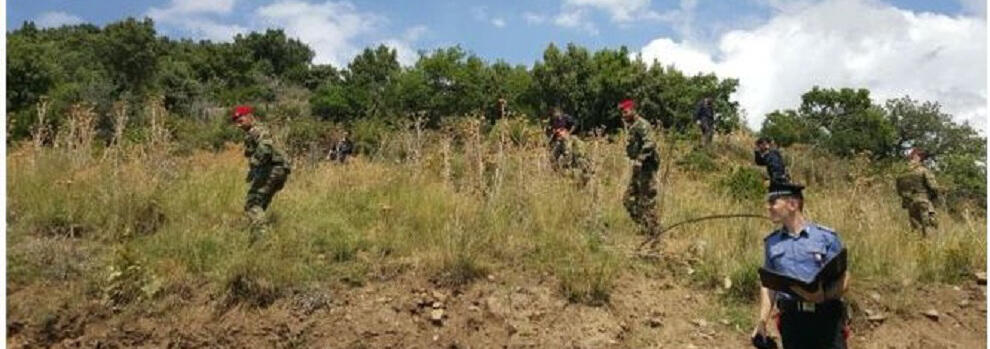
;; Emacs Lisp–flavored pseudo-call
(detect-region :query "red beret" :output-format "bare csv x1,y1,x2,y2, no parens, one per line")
232,105,253,120
908,147,927,159
618,99,635,111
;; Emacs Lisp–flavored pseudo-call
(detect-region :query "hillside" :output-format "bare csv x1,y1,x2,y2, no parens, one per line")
6,117,986,347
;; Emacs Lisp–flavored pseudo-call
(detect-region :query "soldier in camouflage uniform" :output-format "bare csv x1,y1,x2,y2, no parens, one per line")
618,99,661,237
232,105,291,243
547,107,577,170
554,129,593,186
895,148,939,236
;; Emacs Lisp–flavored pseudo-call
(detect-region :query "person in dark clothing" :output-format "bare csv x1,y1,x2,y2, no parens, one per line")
754,137,790,186
694,97,716,146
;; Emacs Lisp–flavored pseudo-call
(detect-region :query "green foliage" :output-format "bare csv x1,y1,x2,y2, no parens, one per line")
825,106,897,157
938,152,987,209
759,110,820,147
558,250,619,306
718,166,764,202
676,148,718,173
102,246,162,308
233,29,314,84
282,117,337,158
96,18,160,94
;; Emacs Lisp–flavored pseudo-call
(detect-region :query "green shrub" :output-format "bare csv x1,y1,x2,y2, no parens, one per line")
718,166,765,202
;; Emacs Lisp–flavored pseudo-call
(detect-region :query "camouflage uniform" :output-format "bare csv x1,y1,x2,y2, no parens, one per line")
895,162,939,235
559,136,593,186
623,116,661,236
243,122,291,241
548,114,577,169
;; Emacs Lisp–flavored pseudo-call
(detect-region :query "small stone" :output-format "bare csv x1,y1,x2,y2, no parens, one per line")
431,309,445,324
691,319,708,328
433,301,443,309
866,311,887,323
487,274,495,281
974,272,986,285
433,334,440,341
922,309,940,321
959,300,971,308
953,286,962,292
468,305,480,312
722,277,733,290
869,292,881,302
719,319,730,326
647,317,663,328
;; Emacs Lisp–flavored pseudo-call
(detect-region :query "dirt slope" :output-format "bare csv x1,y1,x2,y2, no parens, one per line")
8,263,985,348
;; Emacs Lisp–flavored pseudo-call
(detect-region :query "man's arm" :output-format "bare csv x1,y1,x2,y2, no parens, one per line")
754,150,767,166
752,286,775,337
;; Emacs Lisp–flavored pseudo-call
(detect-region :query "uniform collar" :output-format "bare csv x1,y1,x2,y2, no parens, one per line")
778,223,811,239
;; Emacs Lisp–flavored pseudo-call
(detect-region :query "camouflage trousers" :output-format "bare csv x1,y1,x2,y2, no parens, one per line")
549,138,567,170
906,199,937,236
245,166,290,242
564,158,594,187
699,121,714,146
624,162,660,236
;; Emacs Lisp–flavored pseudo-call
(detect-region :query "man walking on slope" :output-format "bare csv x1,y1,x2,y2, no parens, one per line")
694,96,716,147
895,147,940,236
618,99,661,237
232,105,291,244
754,137,790,187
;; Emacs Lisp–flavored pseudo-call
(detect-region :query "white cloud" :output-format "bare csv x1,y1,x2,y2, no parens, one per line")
638,0,987,131
380,39,419,67
147,0,236,17
554,8,599,34
380,25,429,67
492,18,507,28
36,11,84,28
523,12,546,24
147,0,246,41
564,0,656,22
256,1,385,67
403,25,428,41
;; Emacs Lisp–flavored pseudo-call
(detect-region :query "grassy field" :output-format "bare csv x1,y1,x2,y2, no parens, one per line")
7,116,986,329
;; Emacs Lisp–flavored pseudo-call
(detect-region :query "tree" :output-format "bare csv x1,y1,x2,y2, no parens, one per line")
96,18,160,94
759,109,821,147
233,29,314,84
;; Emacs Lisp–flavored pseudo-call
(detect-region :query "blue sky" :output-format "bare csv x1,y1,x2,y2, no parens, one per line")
6,0,975,65
7,0,987,129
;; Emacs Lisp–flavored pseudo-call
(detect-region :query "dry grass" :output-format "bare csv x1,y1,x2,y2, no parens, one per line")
7,113,986,318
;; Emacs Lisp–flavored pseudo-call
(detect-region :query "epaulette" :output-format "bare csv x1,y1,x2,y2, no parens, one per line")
811,223,838,236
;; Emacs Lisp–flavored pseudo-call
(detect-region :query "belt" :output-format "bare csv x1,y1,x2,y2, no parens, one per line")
777,299,842,313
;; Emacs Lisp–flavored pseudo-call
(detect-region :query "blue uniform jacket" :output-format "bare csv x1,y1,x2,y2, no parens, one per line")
763,222,844,301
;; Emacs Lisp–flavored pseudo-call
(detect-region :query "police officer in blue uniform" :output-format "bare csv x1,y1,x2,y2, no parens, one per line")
753,183,850,349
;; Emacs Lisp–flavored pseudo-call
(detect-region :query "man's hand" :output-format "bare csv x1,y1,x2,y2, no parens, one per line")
751,318,768,338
